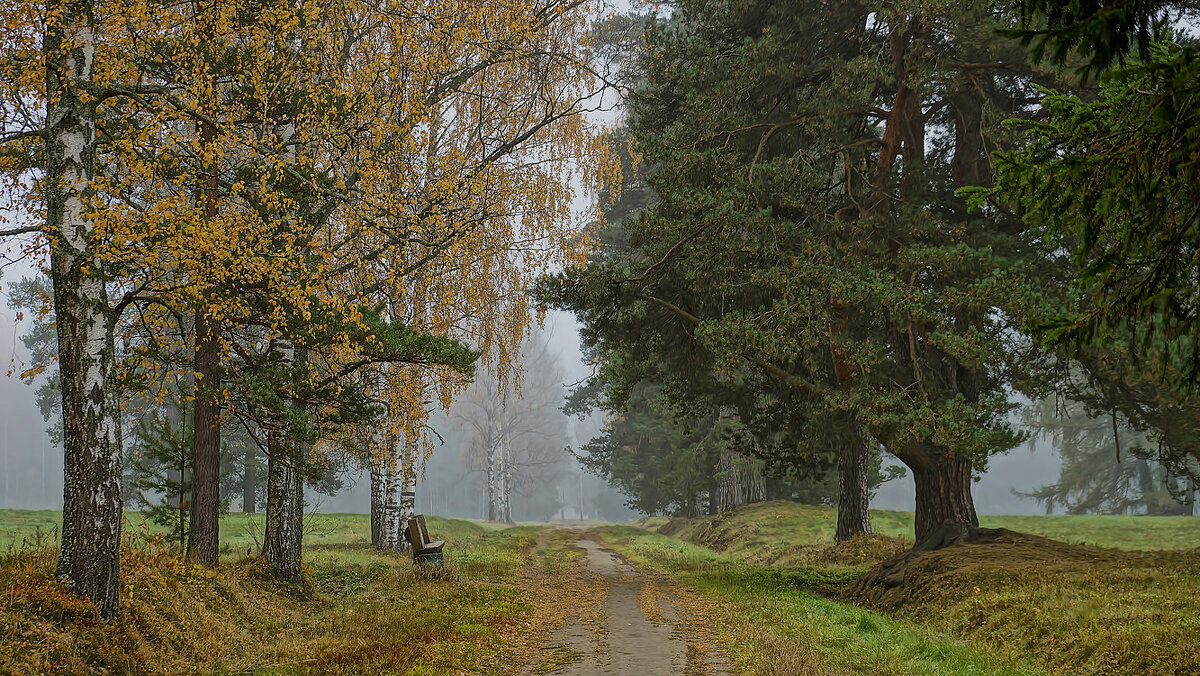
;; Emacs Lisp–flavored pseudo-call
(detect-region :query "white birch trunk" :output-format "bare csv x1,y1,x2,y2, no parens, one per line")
379,434,402,551
264,424,304,581
498,421,513,524
47,0,123,619
485,408,500,521
397,442,418,552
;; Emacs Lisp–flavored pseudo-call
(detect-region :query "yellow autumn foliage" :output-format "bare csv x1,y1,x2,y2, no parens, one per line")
0,0,617,456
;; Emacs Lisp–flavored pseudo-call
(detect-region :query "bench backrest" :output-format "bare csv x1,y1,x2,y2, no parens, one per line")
406,517,426,549
416,514,432,544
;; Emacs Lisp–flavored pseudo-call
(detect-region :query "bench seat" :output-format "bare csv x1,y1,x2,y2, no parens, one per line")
416,539,445,553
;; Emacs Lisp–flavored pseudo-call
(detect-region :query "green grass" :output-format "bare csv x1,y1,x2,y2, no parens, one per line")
595,524,1041,676
879,543,1200,676
8,501,1193,556
976,513,1200,550
0,509,505,555
0,509,63,552
6,505,1199,675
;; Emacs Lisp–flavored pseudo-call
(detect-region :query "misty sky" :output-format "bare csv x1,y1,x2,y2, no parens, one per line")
1,252,61,510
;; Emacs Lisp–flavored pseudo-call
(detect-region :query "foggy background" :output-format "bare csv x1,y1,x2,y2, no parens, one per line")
1,256,1061,517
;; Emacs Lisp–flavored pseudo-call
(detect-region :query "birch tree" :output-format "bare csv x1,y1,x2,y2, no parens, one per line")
2,0,610,602
458,334,571,524
0,0,127,617
44,0,122,618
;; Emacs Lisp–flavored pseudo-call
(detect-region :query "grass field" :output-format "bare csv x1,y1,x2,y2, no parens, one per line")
644,501,1200,559
623,501,1200,675
4,505,1198,674
0,509,491,554
7,502,1196,556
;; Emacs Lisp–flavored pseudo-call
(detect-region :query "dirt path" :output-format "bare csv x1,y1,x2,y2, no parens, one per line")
533,538,733,675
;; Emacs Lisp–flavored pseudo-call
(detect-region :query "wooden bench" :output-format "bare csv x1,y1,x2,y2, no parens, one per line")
406,514,445,565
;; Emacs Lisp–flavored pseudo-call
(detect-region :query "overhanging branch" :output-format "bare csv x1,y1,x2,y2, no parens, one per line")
635,291,816,393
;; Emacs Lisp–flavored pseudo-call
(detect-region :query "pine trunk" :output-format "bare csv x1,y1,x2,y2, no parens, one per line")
835,423,872,541
902,443,979,551
47,0,124,620
1187,477,1196,517
186,1,222,566
264,426,304,582
177,445,187,548
369,450,383,546
242,443,255,513
187,310,221,566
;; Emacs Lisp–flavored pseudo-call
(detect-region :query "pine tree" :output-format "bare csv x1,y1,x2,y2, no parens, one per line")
539,0,1076,551
568,381,881,516
1022,396,1195,515
129,408,198,549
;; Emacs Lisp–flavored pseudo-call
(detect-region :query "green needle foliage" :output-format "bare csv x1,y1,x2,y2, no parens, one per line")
975,42,1200,387
975,0,1200,486
540,0,1078,549
129,408,208,549
1007,0,1184,77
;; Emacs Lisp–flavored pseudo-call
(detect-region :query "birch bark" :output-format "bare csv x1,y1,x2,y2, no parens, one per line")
485,408,499,521
379,433,402,550
398,442,418,552
47,0,124,619
498,422,513,524
264,423,304,582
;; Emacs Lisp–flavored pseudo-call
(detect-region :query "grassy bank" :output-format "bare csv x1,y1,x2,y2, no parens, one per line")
0,514,571,675
624,501,1200,675
648,501,1200,561
6,505,1198,674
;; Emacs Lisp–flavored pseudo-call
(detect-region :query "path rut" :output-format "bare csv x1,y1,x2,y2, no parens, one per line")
537,538,732,675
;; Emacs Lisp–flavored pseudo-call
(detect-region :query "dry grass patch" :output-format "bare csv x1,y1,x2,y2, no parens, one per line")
1,518,560,675
854,531,1200,675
